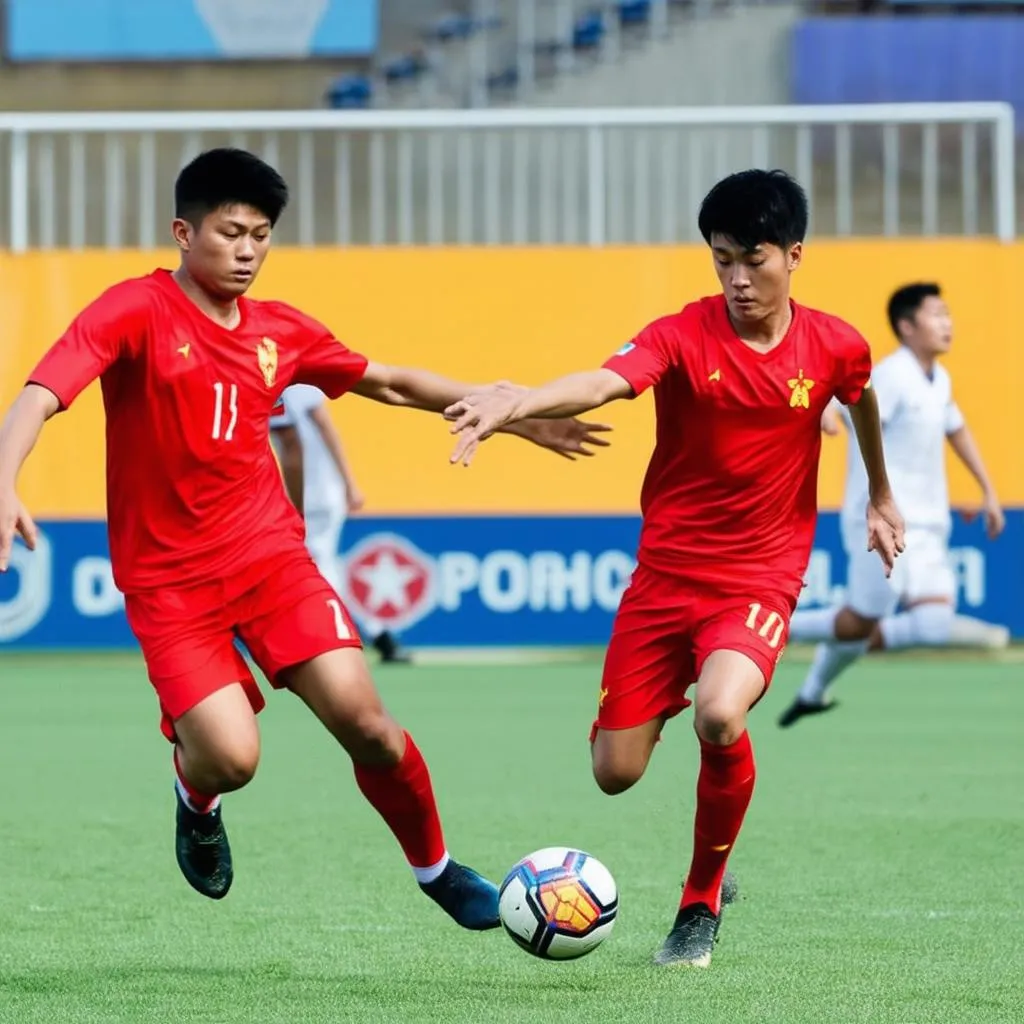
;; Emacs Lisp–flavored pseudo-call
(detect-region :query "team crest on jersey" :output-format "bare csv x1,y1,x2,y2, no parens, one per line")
787,369,815,409
257,337,278,388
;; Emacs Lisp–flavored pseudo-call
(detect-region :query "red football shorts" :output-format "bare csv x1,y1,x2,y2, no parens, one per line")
124,547,361,742
593,564,797,739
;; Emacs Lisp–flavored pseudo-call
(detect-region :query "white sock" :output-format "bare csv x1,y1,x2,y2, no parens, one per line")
174,776,221,814
789,606,840,643
412,852,451,885
948,614,1010,650
879,603,953,649
797,640,869,704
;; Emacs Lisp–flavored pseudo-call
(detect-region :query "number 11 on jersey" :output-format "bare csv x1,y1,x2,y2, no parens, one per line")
212,382,238,441
745,602,786,649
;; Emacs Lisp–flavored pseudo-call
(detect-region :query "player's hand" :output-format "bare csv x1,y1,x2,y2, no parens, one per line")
0,486,38,572
962,492,1005,540
511,417,613,461
445,390,523,466
865,492,906,577
347,488,366,514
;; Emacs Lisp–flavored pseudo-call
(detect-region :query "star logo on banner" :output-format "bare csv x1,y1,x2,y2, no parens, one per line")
343,534,436,632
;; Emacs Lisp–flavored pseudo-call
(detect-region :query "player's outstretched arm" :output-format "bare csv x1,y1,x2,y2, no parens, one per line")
947,424,1005,540
847,386,906,575
0,385,60,570
353,362,613,462
446,368,632,467
352,361,510,412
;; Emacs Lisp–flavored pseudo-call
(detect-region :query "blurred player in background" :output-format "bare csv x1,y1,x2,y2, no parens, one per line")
270,384,412,664
446,169,905,968
779,283,1006,729
0,148,609,925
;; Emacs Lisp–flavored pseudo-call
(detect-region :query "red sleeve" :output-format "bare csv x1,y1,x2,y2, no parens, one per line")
289,313,369,399
601,316,683,396
27,283,143,411
834,326,873,406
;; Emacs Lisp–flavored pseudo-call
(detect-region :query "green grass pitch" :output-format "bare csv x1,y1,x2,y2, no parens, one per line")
0,649,1021,1023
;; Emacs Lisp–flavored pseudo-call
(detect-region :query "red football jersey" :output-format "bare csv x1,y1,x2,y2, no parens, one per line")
28,269,368,593
603,294,872,597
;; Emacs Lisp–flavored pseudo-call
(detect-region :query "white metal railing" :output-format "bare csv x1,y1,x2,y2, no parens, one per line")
0,103,1015,251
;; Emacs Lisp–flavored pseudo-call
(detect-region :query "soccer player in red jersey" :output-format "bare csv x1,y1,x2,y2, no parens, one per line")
0,149,610,924
445,169,906,965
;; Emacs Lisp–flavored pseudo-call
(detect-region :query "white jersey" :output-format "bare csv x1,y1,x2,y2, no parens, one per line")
839,345,963,537
270,384,346,514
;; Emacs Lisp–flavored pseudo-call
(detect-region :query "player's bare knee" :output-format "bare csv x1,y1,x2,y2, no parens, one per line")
205,737,260,792
591,741,646,794
592,758,644,796
217,754,258,792
345,709,405,767
693,703,746,747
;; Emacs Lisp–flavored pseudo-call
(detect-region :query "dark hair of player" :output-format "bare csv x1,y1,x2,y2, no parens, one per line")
887,282,941,340
697,169,808,251
174,148,290,228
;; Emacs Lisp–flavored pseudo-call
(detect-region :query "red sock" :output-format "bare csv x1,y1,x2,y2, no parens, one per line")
173,747,220,814
681,731,756,915
353,731,447,869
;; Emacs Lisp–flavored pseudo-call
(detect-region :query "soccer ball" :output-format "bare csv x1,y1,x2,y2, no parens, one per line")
498,847,618,960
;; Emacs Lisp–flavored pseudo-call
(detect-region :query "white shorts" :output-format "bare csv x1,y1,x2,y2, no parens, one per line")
841,524,956,620
304,506,345,593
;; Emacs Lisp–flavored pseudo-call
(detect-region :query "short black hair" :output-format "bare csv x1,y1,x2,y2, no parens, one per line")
698,169,808,251
887,282,941,340
174,148,289,227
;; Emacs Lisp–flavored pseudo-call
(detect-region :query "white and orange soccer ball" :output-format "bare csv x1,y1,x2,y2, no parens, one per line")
498,847,618,960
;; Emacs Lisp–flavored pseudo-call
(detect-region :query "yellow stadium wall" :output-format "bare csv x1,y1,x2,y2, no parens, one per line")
2,242,1021,518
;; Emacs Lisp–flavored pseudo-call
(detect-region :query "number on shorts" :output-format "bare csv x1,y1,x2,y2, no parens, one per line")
326,598,350,640
744,602,786,649
212,382,239,441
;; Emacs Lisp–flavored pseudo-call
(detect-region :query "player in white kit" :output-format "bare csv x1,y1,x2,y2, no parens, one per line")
779,283,1006,728
270,383,412,664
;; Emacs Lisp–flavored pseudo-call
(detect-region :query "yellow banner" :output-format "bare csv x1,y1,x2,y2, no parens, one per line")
2,243,1020,517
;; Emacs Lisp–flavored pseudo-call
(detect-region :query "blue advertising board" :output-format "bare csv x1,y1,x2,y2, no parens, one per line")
1,514,1020,652
6,0,377,61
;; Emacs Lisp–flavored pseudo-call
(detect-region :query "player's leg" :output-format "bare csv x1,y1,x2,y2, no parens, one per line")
779,542,897,728
590,567,693,796
591,719,666,796
239,551,497,930
284,649,498,929
655,597,788,968
125,588,265,901
171,683,261,900
945,613,1010,649
871,530,963,650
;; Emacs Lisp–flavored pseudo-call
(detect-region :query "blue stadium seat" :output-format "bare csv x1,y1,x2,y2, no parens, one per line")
326,74,374,110
617,0,652,26
573,11,606,50
381,52,428,84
